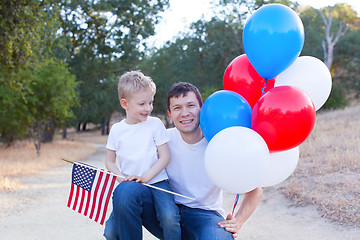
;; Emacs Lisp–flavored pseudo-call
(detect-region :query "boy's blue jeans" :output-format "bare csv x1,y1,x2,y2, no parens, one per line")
103,180,178,240
150,180,181,240
103,181,233,240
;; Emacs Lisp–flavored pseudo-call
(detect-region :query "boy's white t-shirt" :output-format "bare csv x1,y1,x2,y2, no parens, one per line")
106,116,169,185
166,128,224,216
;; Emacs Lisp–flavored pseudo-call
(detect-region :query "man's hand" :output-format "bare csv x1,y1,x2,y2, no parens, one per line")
218,213,241,239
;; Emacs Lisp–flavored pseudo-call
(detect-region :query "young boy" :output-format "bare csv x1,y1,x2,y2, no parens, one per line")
105,70,180,240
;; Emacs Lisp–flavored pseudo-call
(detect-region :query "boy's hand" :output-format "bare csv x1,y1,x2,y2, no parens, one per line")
124,175,145,183
116,176,124,183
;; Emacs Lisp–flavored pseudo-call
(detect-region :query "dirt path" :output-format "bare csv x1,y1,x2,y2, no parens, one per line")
1,146,359,240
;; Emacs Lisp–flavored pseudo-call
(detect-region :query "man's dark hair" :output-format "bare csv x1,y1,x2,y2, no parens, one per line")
167,82,203,111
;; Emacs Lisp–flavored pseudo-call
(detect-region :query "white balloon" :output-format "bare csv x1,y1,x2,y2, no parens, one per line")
261,147,299,187
275,56,332,111
204,126,270,194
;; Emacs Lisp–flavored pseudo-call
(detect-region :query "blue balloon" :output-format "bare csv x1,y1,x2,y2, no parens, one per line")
200,90,252,142
243,4,304,79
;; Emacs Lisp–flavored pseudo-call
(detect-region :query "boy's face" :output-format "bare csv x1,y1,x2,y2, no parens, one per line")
121,88,154,124
168,91,201,134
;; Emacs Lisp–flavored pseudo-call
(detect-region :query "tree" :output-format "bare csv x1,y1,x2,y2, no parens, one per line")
0,0,79,148
0,0,48,90
316,5,353,69
299,6,324,59
0,70,33,144
0,58,78,154
300,3,359,109
141,0,359,113
140,17,246,113
332,26,360,101
27,58,78,155
55,0,169,132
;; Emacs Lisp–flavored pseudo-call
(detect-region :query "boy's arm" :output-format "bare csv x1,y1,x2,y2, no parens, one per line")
218,187,263,239
105,149,125,183
127,143,170,184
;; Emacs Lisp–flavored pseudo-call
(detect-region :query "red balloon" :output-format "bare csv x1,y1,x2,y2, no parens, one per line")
251,86,316,152
223,54,275,108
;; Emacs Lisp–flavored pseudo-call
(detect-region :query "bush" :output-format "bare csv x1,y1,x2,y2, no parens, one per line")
322,81,349,110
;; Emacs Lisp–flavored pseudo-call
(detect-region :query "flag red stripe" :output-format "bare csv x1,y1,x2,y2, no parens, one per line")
89,171,103,219
78,188,86,213
83,189,91,216
67,183,75,207
94,173,110,222
100,176,116,225
72,185,80,211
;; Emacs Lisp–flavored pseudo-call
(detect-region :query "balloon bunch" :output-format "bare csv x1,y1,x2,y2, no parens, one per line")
201,4,332,194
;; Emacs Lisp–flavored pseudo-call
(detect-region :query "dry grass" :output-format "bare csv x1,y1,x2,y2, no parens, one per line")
62,128,109,145
282,104,360,227
0,131,101,190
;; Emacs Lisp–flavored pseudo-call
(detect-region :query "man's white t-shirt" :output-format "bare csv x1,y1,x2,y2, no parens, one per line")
166,128,224,215
106,116,169,185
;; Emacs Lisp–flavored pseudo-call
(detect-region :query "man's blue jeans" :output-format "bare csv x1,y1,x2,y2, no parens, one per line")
104,181,233,240
179,204,233,240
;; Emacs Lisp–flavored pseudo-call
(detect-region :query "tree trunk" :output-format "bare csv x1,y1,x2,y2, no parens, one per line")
106,120,110,135
317,6,349,70
62,128,67,139
101,119,110,135
32,119,42,157
101,119,106,135
42,120,55,143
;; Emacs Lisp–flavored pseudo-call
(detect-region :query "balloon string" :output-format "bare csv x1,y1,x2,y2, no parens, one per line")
261,79,269,95
231,194,240,217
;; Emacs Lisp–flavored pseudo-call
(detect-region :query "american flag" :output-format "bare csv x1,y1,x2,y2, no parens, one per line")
67,163,116,225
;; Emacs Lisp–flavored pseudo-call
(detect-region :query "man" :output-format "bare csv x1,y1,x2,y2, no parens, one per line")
104,82,262,240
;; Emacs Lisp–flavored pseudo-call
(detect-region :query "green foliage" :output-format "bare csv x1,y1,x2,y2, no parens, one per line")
299,7,324,59
27,58,78,126
300,4,359,106
0,0,78,146
140,17,244,113
253,0,299,10
2,0,359,146
140,41,189,113
141,0,305,113
327,3,358,24
201,86,222,101
141,0,360,114
0,0,169,144
27,58,78,153
0,70,33,143
0,0,51,90
55,0,169,127
0,59,78,145
322,82,348,110
334,29,360,93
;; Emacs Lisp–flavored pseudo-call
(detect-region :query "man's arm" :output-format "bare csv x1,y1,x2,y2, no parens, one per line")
218,187,263,239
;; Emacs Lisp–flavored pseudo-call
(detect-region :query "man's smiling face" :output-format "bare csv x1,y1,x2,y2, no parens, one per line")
168,91,201,134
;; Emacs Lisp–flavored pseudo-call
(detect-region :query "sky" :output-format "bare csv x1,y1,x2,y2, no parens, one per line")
147,0,360,48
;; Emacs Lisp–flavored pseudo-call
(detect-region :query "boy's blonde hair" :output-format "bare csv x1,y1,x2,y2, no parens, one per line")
118,70,156,100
